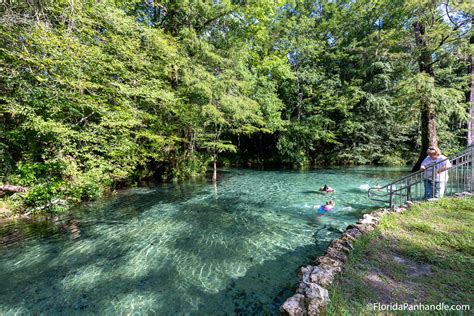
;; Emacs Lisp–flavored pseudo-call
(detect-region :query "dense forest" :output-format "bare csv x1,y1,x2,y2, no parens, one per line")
0,0,471,211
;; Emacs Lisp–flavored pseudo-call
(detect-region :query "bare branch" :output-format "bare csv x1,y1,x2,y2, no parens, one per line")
444,1,458,27
432,16,471,53
195,10,233,34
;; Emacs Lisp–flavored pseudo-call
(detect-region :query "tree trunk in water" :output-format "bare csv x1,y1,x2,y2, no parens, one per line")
212,159,217,182
412,21,438,172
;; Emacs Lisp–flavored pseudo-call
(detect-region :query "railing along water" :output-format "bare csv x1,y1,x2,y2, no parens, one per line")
368,146,474,208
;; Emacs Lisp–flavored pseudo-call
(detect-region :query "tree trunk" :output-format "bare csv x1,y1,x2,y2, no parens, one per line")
188,130,194,155
412,21,438,171
171,64,179,89
468,31,473,146
212,159,217,182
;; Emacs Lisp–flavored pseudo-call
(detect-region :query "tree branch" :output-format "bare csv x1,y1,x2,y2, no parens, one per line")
195,10,233,34
432,16,470,53
445,2,458,27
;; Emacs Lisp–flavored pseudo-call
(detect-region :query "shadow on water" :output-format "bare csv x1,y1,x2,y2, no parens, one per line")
0,183,336,314
0,215,332,314
1,237,329,315
301,190,325,195
202,245,328,315
345,188,370,194
0,167,402,314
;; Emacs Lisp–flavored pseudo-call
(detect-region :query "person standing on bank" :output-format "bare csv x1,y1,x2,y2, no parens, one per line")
420,146,452,198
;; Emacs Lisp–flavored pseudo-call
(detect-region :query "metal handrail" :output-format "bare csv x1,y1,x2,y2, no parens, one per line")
368,146,474,208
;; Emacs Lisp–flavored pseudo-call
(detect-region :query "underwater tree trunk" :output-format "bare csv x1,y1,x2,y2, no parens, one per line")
212,159,217,182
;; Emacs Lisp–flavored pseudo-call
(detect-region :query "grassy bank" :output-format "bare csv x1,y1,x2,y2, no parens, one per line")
326,197,474,315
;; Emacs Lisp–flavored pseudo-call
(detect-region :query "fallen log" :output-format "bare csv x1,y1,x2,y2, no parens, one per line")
0,185,29,194
25,199,67,215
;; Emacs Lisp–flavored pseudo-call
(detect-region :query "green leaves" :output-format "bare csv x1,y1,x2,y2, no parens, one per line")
0,0,470,211
0,0,290,209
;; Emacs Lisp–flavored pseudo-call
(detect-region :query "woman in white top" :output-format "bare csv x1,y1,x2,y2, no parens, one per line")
420,146,452,198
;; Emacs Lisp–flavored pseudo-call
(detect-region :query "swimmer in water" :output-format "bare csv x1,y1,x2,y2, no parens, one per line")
317,199,335,212
319,184,335,193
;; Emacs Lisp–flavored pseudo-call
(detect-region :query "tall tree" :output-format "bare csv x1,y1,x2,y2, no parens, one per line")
410,0,471,170
468,22,473,146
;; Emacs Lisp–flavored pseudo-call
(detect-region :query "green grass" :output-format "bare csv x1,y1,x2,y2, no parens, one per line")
326,196,474,315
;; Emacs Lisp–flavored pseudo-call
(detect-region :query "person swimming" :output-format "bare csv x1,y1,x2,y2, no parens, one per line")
319,184,335,193
318,199,335,212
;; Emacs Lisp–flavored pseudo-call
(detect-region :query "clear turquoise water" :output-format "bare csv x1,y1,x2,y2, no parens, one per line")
0,167,407,315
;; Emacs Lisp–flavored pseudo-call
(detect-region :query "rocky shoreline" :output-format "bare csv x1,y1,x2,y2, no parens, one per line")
280,207,393,315
280,192,473,315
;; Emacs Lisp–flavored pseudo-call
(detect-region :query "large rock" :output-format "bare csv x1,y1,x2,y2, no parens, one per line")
357,214,379,225
304,283,329,315
299,265,313,284
310,265,339,287
281,294,305,316
341,227,362,241
314,255,344,268
346,223,374,233
296,265,314,294
371,210,387,219
325,246,348,263
393,206,406,213
329,239,353,252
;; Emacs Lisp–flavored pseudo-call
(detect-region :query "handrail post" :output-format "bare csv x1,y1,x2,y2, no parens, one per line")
367,146,473,207
432,164,436,198
389,185,393,209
